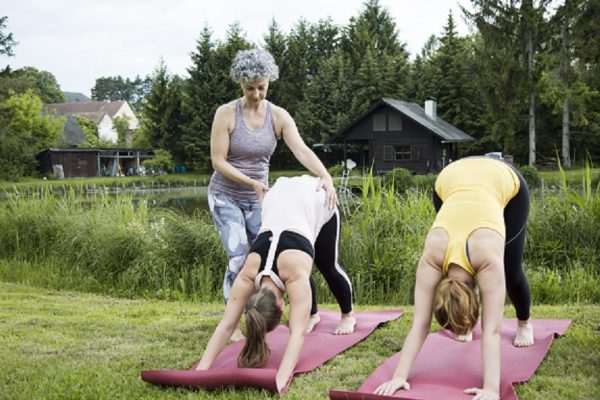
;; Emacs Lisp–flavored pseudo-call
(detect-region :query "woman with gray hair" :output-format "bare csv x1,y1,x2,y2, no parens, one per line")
208,48,337,341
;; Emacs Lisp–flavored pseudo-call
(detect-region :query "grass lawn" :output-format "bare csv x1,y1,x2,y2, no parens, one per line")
1,282,598,400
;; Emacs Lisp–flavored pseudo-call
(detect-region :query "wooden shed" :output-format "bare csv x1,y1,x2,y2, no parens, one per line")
326,98,475,174
36,148,155,178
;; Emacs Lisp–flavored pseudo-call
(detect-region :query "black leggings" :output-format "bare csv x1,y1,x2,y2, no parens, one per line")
309,208,353,315
432,162,531,321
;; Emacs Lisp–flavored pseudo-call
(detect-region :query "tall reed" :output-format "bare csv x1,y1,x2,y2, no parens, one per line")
1,169,599,304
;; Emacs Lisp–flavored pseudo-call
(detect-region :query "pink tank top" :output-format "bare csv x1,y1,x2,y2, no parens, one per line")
208,99,277,200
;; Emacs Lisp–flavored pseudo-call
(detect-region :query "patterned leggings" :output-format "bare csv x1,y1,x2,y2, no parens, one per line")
208,191,261,302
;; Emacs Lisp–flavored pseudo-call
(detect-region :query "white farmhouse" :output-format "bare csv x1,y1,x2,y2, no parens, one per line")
46,100,139,145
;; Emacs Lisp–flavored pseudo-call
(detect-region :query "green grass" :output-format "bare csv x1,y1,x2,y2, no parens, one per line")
0,173,213,197
1,168,599,305
1,282,598,400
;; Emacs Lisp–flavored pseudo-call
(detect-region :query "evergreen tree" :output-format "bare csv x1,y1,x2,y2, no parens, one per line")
434,13,485,138
181,24,252,170
139,60,185,162
262,19,287,106
349,47,382,117
0,16,16,57
406,35,441,104
182,26,217,170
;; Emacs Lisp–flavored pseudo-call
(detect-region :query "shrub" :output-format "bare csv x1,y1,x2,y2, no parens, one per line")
382,167,414,193
328,163,344,177
143,149,174,172
519,165,542,188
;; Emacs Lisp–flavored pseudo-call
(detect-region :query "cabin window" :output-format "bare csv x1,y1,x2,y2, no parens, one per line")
383,145,394,161
394,145,412,160
385,145,421,161
389,113,402,130
373,113,386,131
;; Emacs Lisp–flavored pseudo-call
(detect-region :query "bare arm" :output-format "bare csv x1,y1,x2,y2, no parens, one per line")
465,232,505,400
374,252,443,395
195,266,256,370
275,107,337,208
275,272,311,393
210,104,268,203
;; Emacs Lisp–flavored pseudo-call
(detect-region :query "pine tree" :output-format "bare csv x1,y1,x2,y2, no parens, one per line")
181,26,218,170
139,60,184,162
434,12,485,137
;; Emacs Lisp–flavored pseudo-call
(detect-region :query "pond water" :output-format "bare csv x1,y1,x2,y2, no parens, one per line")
0,186,212,215
124,187,210,214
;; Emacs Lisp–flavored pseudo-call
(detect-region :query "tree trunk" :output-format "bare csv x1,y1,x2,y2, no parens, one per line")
527,28,536,166
561,1,572,168
562,98,571,167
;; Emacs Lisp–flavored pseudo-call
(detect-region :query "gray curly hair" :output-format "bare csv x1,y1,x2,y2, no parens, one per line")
229,49,279,83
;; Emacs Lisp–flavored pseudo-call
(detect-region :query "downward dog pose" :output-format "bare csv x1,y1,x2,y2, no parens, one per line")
207,48,336,341
197,175,354,392
375,157,534,400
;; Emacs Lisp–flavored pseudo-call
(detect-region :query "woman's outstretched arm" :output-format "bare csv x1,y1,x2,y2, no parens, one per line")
465,233,506,400
274,107,337,208
275,270,311,393
374,256,442,395
195,261,257,370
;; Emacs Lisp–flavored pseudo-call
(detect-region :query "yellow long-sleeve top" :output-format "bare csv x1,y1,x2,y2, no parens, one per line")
431,157,520,276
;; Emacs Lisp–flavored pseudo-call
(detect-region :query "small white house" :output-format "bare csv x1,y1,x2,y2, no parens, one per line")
47,100,139,146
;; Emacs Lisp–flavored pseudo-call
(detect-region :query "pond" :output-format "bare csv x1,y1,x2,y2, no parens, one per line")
0,186,211,215
124,187,210,214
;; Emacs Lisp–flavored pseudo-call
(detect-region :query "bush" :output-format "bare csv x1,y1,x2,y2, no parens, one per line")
143,149,174,173
382,167,414,193
519,165,542,188
328,163,344,177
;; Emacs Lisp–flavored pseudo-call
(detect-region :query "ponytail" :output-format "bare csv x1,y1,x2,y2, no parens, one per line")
237,288,282,368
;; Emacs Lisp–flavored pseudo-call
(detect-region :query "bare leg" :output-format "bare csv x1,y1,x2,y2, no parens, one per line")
334,312,356,335
514,319,534,347
307,313,321,333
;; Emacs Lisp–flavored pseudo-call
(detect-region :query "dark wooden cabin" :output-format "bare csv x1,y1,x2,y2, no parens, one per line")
326,98,475,174
36,148,155,178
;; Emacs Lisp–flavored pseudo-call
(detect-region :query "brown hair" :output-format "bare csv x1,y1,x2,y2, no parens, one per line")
237,287,283,368
433,278,479,336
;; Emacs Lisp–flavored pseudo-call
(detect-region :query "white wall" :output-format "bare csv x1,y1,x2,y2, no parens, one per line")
115,102,139,129
98,114,117,143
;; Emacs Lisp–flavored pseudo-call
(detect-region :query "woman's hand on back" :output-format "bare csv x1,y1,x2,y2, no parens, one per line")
316,175,338,208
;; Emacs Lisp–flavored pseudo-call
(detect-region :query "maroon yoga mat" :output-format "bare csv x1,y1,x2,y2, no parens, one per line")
329,319,571,400
141,309,402,395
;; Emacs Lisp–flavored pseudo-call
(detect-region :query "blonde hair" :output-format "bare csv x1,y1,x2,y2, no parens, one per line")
237,287,282,368
433,278,479,335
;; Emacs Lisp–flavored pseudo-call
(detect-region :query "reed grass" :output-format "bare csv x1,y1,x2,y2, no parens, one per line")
1,167,599,304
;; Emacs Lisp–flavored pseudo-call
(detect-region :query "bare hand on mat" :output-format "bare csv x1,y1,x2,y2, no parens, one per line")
373,377,410,396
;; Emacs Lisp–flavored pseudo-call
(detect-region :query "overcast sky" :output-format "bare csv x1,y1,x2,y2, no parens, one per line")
1,0,472,97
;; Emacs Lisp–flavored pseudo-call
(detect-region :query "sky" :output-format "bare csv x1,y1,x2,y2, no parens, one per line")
1,0,472,97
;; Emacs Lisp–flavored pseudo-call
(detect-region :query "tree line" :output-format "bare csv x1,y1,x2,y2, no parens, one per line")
1,0,599,179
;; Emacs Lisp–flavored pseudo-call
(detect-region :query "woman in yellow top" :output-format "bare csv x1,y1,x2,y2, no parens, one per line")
375,156,533,400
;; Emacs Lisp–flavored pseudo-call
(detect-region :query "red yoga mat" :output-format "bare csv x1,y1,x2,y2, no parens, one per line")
329,318,571,400
141,309,403,395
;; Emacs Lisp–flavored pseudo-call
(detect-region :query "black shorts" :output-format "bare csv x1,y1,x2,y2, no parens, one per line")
250,230,315,276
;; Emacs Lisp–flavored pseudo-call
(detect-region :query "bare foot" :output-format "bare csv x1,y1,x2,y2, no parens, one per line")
455,331,473,342
307,313,321,333
514,320,534,347
229,327,245,342
334,313,356,335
